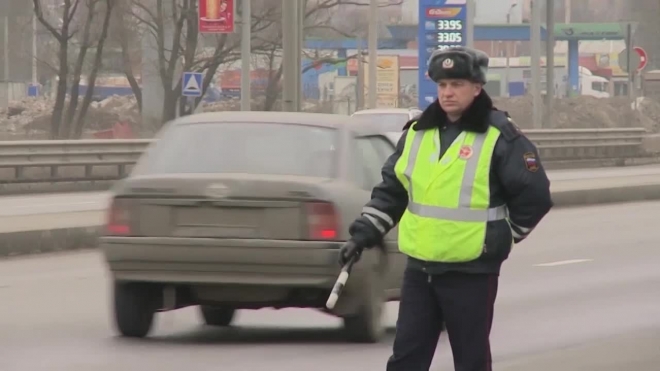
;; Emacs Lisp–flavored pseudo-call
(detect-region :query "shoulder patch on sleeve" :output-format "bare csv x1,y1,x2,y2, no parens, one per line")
523,151,539,172
489,111,522,142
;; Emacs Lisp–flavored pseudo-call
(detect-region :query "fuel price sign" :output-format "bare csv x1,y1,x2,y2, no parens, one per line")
418,0,468,109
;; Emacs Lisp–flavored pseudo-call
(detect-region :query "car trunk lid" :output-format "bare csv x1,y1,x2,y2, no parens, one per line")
119,174,336,240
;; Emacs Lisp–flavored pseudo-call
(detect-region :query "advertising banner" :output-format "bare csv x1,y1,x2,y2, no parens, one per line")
199,0,235,34
362,55,400,108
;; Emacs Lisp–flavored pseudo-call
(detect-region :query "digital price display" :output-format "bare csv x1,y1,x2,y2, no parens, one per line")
418,0,468,109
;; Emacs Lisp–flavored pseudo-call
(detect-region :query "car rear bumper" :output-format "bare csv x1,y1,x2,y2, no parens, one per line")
100,236,344,287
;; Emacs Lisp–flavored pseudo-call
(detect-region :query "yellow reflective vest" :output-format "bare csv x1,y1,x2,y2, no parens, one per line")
393,121,509,263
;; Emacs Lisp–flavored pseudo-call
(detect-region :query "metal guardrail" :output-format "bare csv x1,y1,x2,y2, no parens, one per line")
528,128,646,160
0,128,647,184
0,139,151,184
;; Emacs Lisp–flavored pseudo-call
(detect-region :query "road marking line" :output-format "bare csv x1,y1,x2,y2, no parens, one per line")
533,259,593,267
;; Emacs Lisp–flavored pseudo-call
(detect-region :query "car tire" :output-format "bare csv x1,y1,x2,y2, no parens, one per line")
113,282,158,338
199,305,235,327
342,292,385,343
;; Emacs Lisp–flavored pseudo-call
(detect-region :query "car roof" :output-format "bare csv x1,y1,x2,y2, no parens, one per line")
169,111,387,136
384,131,403,144
352,108,420,115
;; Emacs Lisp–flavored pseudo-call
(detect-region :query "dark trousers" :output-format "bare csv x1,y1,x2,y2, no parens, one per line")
386,268,499,371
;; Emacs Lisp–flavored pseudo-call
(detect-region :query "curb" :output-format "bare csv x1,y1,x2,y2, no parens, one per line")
551,184,660,207
0,226,100,258
542,156,660,170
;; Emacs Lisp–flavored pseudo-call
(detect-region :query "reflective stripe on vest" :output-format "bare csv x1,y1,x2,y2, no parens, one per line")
393,122,507,263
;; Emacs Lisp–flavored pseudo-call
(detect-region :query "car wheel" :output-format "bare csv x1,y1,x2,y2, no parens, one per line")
342,291,385,343
199,305,235,327
113,282,158,338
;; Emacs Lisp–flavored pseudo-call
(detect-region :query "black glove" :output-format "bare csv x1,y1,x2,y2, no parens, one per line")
338,240,362,266
338,216,383,266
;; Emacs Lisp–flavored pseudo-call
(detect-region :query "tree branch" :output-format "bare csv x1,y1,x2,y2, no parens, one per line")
73,0,115,138
33,0,64,42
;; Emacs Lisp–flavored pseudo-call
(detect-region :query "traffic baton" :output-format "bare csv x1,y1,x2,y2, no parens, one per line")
325,241,359,310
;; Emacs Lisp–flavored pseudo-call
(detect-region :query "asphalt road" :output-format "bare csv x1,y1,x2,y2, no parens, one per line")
1,200,659,370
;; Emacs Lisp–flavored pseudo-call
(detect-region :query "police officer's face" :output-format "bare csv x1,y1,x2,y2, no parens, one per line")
437,79,482,115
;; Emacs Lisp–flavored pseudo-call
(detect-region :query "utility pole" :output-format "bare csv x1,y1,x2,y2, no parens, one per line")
282,0,295,111
296,0,304,111
544,0,555,128
626,22,635,107
240,0,251,111
530,0,542,128
367,0,378,108
3,16,8,81
466,0,474,47
356,39,365,110
505,3,517,97
32,14,38,84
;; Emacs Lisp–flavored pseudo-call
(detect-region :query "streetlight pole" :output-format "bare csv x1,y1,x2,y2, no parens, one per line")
530,0,542,128
240,0,251,111
3,16,8,81
544,0,555,128
282,0,295,111
367,0,378,108
505,4,517,97
296,0,304,111
466,0,474,47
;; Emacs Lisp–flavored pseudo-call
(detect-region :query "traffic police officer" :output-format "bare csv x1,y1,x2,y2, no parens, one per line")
339,47,553,370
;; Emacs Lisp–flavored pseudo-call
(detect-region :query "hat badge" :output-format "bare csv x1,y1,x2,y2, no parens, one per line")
442,58,454,69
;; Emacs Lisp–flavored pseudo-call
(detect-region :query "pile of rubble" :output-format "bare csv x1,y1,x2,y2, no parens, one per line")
4,94,660,137
0,97,52,132
0,95,141,135
201,98,241,112
492,95,660,133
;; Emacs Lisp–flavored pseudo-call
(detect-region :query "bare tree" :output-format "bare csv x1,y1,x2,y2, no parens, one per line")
113,0,143,111
128,0,277,124
33,0,80,138
33,0,115,138
253,0,399,111
72,1,115,138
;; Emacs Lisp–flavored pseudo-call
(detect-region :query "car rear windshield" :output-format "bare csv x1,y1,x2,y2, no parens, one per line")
357,113,410,132
136,122,338,178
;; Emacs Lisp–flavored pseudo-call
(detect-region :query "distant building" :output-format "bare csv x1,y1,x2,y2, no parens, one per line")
0,0,34,82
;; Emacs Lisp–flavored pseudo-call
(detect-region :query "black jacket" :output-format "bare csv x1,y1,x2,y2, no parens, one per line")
356,91,553,275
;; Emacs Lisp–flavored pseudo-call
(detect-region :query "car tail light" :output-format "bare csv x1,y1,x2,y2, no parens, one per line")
304,202,339,240
106,198,133,236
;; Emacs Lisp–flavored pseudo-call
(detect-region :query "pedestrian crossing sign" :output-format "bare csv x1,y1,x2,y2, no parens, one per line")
182,72,203,97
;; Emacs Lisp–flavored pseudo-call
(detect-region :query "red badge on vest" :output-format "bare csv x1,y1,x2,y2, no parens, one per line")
459,145,473,159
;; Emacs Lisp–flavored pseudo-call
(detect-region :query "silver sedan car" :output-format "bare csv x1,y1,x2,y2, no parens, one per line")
100,111,407,343
351,107,423,132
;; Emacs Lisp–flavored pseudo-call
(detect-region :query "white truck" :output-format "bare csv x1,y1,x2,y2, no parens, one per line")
579,67,610,98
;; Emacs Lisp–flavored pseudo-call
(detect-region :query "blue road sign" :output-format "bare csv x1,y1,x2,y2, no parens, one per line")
27,83,40,97
182,71,204,97
418,0,468,109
